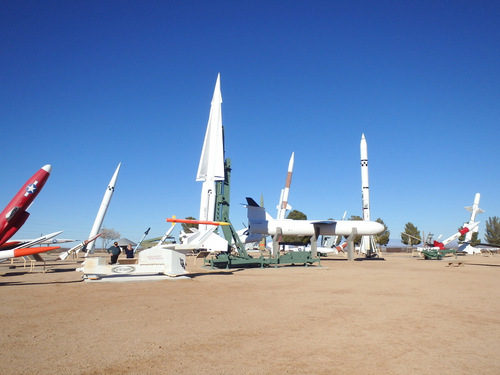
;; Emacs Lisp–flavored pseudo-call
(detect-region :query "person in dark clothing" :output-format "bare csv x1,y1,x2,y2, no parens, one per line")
125,244,134,258
107,241,121,264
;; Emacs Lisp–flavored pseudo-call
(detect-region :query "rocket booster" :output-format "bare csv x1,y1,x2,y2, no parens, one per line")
360,133,370,222
196,74,225,232
85,163,121,255
277,152,294,220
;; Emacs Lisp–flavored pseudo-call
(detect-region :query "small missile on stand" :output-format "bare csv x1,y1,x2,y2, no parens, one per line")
58,233,103,260
166,218,230,226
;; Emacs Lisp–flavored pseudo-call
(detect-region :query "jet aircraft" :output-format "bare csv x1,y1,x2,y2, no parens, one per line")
0,164,63,260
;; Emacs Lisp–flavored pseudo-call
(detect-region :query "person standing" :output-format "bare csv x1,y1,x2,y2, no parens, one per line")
107,241,121,264
125,244,134,258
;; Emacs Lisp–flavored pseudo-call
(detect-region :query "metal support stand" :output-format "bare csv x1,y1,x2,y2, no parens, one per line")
346,228,357,261
272,227,282,259
310,226,320,259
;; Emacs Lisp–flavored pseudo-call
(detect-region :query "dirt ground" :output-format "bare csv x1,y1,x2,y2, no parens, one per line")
0,251,499,375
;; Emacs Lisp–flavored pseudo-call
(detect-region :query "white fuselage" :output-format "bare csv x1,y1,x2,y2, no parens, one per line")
249,218,385,237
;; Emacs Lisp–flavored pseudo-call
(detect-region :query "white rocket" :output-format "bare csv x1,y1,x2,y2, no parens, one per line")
430,221,480,250
465,193,484,233
360,134,370,222
85,162,121,255
196,74,225,232
458,193,484,254
276,152,294,220
359,133,378,255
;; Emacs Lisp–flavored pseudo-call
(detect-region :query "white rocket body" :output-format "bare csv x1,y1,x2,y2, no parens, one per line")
86,163,121,255
196,74,225,232
464,193,484,240
359,133,375,254
276,152,294,220
360,134,370,222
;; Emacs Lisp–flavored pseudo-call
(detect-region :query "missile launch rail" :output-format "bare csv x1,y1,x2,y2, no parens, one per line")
204,159,320,269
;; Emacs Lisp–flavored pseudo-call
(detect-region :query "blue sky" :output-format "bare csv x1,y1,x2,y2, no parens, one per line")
1,1,499,245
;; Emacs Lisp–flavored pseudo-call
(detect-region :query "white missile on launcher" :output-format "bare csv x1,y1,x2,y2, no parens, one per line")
458,193,485,254
246,198,384,237
85,163,121,255
196,73,225,233
58,233,102,260
359,133,378,256
422,221,480,251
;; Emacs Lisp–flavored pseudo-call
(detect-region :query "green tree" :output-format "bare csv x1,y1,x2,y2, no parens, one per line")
287,210,307,220
401,222,421,245
283,209,309,245
374,218,390,246
181,216,198,233
484,216,500,245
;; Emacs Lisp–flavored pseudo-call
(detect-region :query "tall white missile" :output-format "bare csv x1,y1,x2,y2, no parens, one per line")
85,162,121,255
360,134,370,222
459,193,485,254
359,133,377,256
196,74,225,232
276,152,294,220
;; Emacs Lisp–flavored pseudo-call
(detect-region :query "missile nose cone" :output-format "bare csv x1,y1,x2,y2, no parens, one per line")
360,134,367,150
371,221,385,235
42,164,52,173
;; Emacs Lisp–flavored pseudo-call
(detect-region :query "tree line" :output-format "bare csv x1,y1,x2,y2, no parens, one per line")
99,214,500,250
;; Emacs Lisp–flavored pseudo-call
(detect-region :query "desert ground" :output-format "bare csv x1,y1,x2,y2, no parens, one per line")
0,251,499,375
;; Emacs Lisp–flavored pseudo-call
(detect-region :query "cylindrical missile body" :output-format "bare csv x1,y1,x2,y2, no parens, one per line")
86,163,121,254
360,134,370,221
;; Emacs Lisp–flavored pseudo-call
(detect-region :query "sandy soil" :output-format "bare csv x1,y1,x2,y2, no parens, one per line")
0,251,499,375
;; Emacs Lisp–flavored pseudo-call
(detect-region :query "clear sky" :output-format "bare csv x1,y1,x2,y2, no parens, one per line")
1,1,499,245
